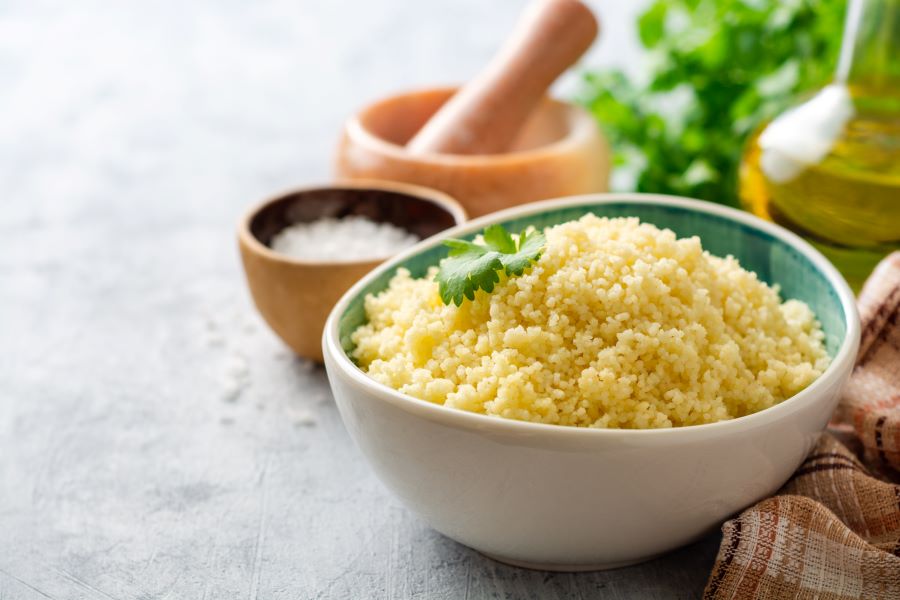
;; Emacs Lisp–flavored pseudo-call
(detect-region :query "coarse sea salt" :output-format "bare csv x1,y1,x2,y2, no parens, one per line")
270,216,419,261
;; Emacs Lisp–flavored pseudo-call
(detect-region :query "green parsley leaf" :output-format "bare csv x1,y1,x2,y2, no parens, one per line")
436,225,546,306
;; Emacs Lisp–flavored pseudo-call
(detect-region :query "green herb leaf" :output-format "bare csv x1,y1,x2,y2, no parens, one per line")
638,2,668,48
482,224,517,254
436,225,546,306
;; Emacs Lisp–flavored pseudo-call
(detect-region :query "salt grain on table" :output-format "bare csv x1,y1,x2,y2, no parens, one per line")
221,353,250,403
270,216,419,261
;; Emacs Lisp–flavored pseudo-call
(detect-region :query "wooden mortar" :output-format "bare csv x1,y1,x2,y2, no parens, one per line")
335,87,609,218
335,0,609,217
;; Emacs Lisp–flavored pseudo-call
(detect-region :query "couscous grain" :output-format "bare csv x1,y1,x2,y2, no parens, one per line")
351,215,829,428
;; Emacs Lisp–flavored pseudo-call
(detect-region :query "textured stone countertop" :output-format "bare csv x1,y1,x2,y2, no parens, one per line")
0,1,720,597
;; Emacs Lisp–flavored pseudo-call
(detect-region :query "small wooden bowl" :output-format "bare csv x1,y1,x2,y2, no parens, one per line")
238,181,466,362
335,87,610,219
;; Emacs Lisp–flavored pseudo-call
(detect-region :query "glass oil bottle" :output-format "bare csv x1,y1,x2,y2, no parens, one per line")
740,0,900,289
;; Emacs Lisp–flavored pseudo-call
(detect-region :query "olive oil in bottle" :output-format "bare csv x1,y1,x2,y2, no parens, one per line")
740,0,900,290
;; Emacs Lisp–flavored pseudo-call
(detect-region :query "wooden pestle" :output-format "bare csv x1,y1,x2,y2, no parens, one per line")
406,0,599,156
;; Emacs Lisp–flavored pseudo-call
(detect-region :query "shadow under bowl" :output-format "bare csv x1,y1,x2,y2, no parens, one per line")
323,193,859,570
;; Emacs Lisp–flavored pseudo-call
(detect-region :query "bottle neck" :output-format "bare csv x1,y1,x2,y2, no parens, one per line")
836,0,900,95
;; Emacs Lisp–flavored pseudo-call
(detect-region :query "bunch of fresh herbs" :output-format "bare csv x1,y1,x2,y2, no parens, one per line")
576,0,847,206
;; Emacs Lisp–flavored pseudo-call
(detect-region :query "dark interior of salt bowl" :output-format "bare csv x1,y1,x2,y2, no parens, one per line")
359,88,571,153
249,188,459,248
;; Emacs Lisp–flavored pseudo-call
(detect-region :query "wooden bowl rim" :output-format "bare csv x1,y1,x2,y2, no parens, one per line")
237,179,468,267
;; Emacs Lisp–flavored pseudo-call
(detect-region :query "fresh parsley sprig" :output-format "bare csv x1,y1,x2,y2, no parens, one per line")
435,224,545,306
575,0,845,206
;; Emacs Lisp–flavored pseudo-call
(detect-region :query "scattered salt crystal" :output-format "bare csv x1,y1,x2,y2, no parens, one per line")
269,216,418,261
221,354,250,402
293,410,317,427
225,355,249,379
222,379,245,403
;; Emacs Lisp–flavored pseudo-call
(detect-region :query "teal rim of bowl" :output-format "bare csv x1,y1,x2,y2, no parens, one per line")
337,197,849,362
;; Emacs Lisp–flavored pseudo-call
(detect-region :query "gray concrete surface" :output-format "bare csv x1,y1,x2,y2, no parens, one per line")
0,1,721,597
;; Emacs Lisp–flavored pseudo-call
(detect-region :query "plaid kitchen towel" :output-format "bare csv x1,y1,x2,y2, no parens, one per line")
705,253,900,600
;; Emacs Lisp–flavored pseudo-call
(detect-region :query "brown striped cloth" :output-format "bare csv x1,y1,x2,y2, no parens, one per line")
705,253,900,600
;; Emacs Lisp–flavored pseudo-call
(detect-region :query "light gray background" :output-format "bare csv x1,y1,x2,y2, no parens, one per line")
1,1,721,598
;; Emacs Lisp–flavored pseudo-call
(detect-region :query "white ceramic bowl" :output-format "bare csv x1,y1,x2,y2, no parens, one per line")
322,194,859,571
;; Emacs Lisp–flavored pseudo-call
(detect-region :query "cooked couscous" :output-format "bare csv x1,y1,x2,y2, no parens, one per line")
351,215,829,428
